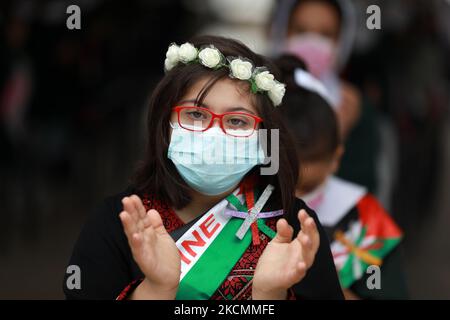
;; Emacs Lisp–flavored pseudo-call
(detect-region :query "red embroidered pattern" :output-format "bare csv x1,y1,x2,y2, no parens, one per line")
211,219,276,300
116,278,143,300
142,194,185,232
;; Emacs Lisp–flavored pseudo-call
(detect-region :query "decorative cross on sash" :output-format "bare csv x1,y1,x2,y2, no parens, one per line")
226,184,282,245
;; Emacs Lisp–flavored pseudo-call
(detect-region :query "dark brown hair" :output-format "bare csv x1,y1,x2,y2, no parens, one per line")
275,54,340,161
133,35,299,216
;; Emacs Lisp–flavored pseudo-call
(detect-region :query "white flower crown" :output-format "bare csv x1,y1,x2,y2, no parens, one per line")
164,42,286,107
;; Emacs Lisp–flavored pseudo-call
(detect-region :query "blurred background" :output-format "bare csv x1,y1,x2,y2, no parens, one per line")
0,0,449,299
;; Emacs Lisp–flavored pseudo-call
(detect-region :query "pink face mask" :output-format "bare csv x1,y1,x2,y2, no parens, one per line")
284,33,336,78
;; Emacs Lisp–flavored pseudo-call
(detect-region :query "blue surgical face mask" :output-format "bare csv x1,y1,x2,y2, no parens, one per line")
167,123,266,195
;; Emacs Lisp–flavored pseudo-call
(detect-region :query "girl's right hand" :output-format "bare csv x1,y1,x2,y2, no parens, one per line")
119,195,181,299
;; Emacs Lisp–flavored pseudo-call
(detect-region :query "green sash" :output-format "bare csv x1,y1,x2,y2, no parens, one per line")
175,186,275,299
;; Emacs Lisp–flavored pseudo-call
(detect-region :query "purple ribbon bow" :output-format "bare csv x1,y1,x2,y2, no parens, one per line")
224,208,284,219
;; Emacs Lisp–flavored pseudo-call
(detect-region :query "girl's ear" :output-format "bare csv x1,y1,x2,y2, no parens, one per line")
330,144,344,174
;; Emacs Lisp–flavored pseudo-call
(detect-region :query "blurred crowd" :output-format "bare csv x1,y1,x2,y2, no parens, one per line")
0,0,449,298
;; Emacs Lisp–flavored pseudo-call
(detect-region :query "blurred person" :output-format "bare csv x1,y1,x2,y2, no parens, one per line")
0,6,36,248
271,0,380,192
63,36,344,300
346,0,450,231
276,54,408,299
196,0,274,54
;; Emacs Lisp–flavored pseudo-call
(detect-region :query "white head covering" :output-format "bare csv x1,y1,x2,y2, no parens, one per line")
269,0,357,71
294,68,335,107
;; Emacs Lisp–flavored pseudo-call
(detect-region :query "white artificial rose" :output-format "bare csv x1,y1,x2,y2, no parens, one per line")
166,44,179,65
254,71,275,91
178,43,198,63
229,59,253,80
164,58,177,71
268,82,286,106
198,47,222,68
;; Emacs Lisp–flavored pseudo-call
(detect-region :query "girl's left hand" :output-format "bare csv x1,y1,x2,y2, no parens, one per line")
252,209,320,300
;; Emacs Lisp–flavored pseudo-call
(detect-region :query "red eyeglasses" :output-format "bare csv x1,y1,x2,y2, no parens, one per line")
172,106,263,137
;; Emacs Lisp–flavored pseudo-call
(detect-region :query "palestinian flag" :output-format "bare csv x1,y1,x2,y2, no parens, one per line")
330,194,403,288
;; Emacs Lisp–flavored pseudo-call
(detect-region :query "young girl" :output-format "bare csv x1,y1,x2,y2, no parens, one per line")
275,55,408,299
63,36,343,300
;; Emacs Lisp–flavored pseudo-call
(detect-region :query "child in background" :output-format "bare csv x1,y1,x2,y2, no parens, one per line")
271,0,380,194
275,55,408,299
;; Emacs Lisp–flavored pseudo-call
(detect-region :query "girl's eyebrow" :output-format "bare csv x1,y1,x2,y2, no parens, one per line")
178,99,256,115
178,99,208,107
226,106,256,115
